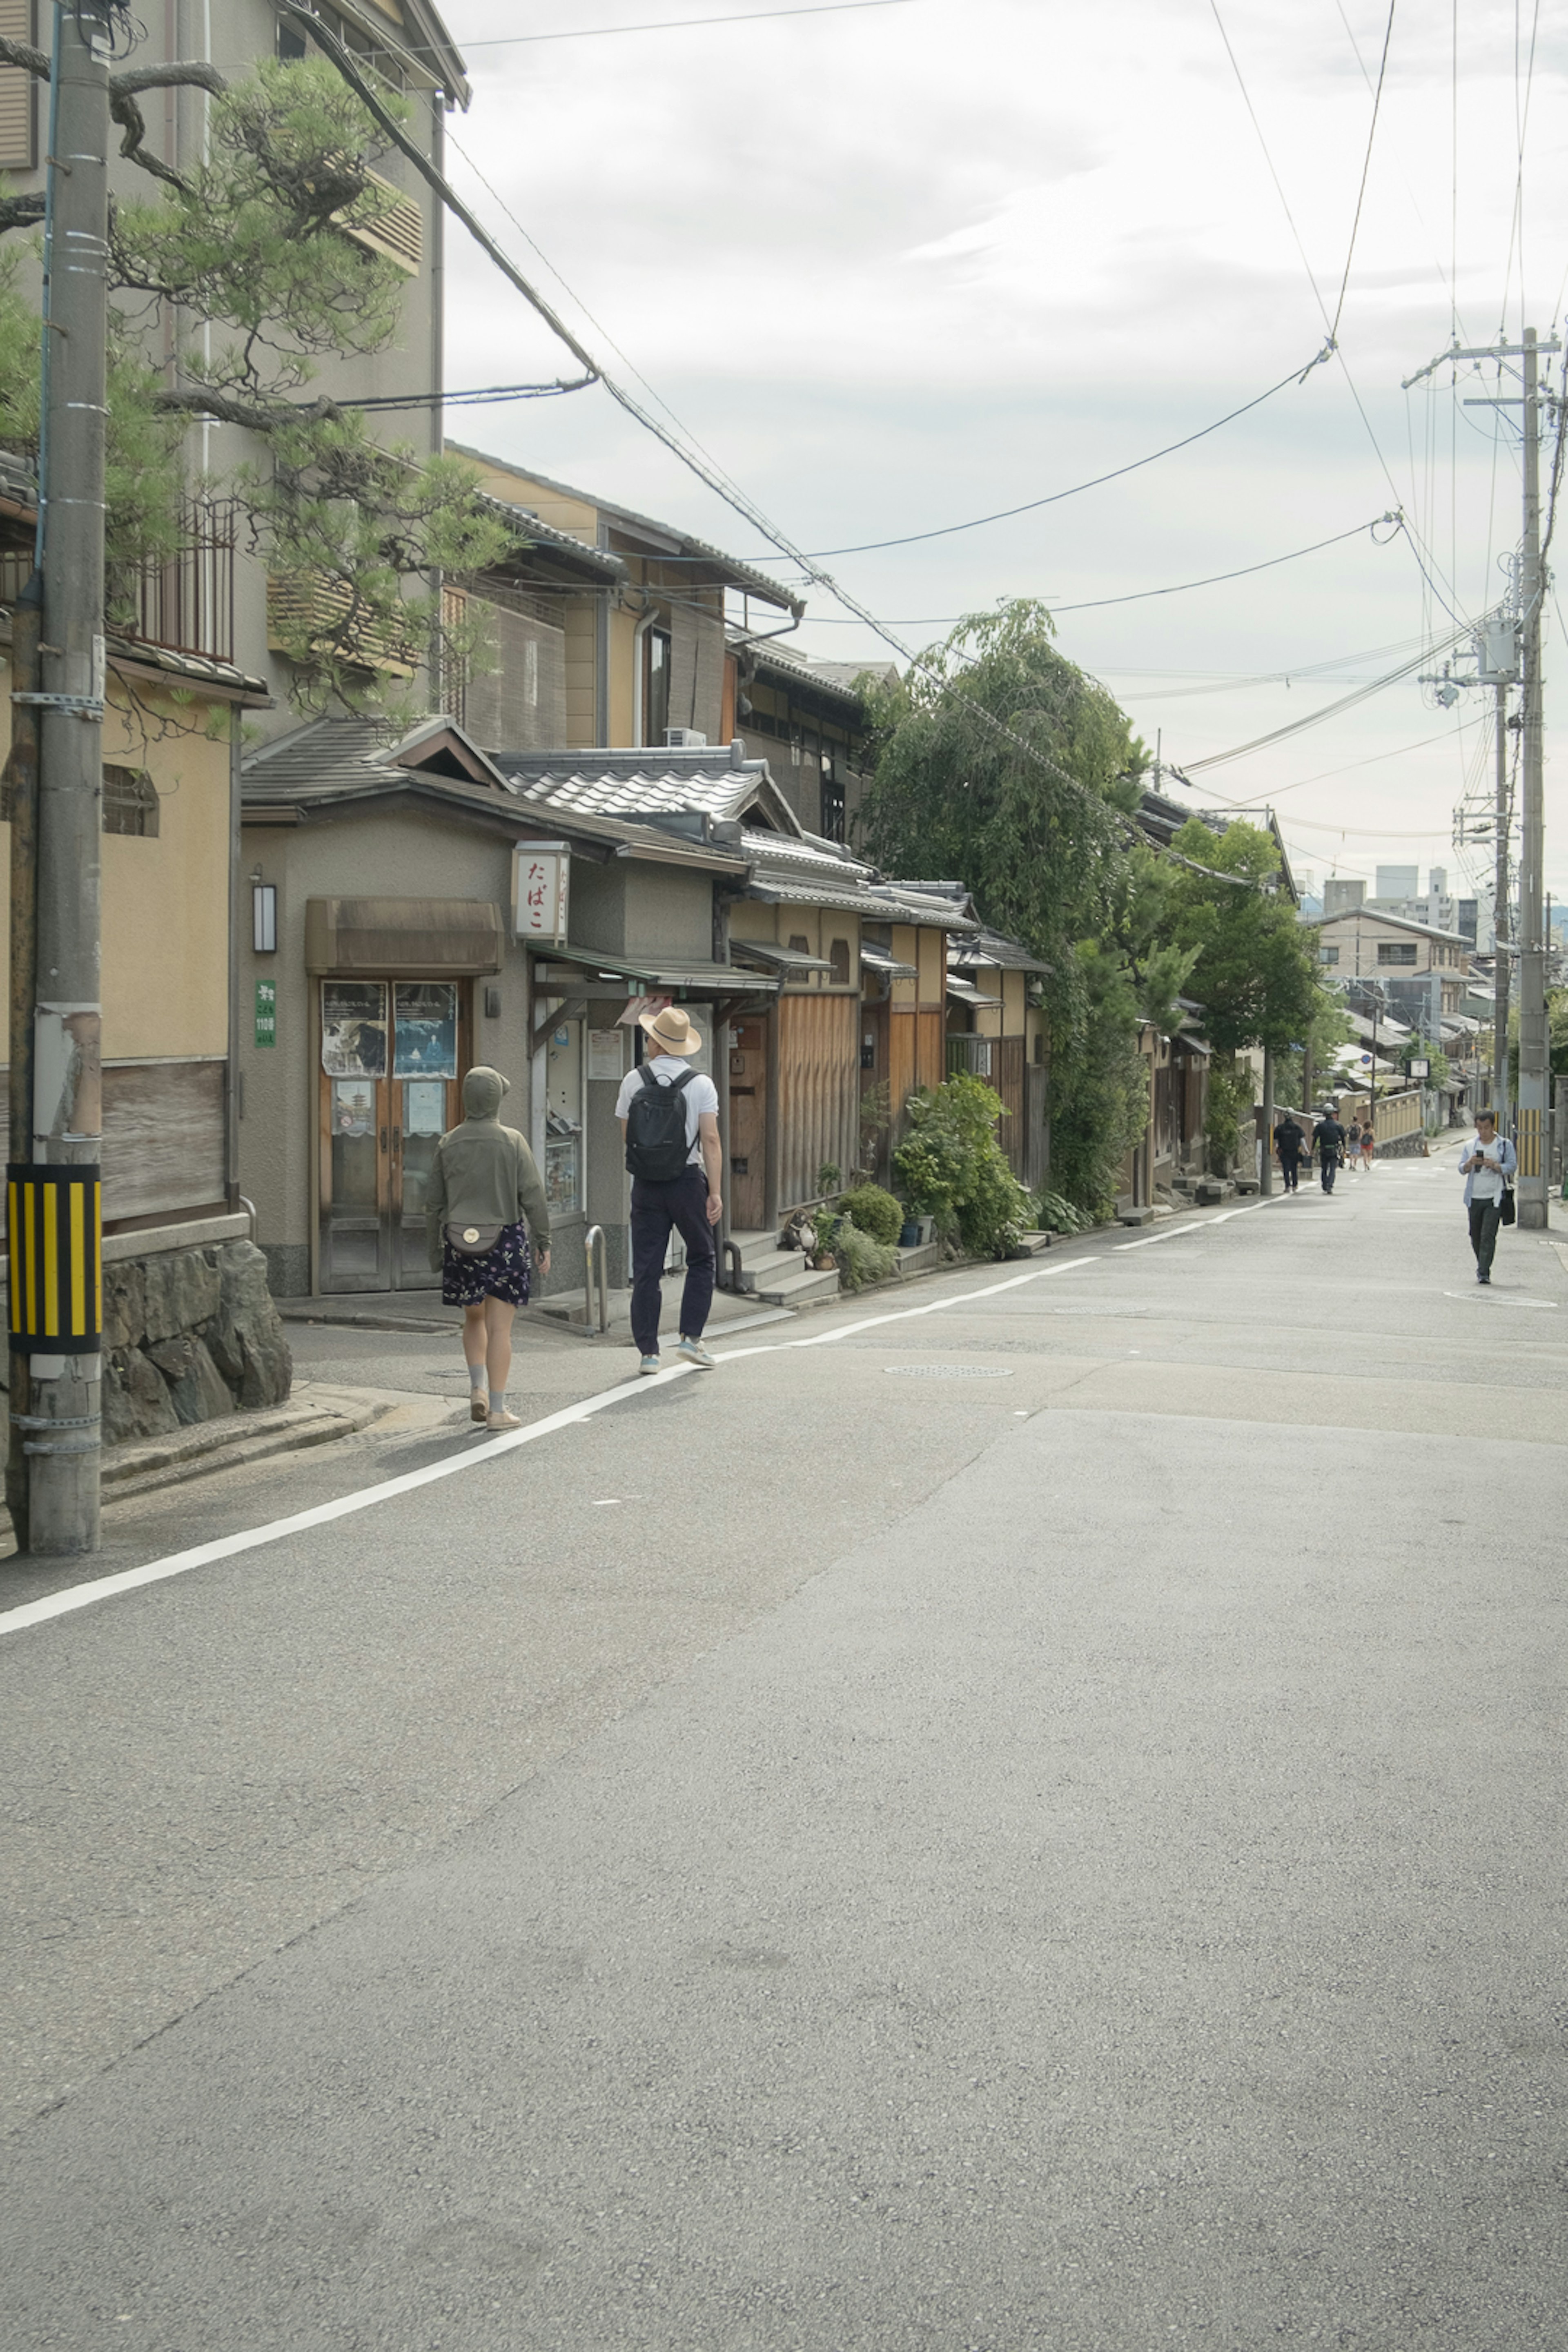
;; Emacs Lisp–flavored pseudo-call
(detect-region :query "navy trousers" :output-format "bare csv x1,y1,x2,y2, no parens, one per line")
630,1166,715,1356
1319,1153,1338,1193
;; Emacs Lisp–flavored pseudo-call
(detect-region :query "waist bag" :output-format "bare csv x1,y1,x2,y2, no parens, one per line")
445,1221,503,1257
625,1065,694,1182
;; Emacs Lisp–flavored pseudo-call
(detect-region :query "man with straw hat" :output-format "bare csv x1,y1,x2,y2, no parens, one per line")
615,1003,723,1374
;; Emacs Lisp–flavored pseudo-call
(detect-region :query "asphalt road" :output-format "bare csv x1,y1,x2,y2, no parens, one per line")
2,1142,1566,2349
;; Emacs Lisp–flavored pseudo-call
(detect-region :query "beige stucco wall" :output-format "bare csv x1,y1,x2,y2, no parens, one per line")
0,663,232,1064
239,804,529,1264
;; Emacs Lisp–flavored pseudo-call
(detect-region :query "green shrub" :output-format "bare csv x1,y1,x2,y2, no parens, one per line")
816,1161,842,1194
1032,1188,1091,1235
833,1221,898,1291
892,1074,1033,1258
840,1182,904,1245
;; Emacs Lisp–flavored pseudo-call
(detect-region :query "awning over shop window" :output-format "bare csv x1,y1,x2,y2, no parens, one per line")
946,976,1003,1008
732,940,835,976
305,897,504,976
530,942,780,997
859,945,918,980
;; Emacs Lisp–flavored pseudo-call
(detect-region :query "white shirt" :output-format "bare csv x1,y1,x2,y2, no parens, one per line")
615,1054,719,1167
1463,1133,1506,1201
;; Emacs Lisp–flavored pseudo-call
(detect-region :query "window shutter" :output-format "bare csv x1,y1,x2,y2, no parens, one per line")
338,169,423,274
0,0,37,172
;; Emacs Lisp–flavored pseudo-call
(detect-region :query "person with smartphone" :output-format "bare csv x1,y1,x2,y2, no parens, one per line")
1460,1107,1516,1285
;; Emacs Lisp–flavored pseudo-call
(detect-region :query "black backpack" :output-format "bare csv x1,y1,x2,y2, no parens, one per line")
625,1065,694,1182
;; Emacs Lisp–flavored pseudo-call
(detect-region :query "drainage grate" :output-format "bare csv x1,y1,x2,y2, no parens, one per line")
884,1364,1015,1378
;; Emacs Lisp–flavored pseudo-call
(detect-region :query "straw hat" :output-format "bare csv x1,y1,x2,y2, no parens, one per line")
639,1004,702,1057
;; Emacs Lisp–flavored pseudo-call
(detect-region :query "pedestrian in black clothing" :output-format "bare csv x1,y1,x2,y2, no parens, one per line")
1314,1109,1346,1194
1273,1112,1307,1192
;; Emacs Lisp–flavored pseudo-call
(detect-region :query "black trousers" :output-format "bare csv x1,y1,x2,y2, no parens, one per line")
1319,1153,1338,1193
1278,1154,1302,1191
1468,1197,1502,1278
630,1166,715,1354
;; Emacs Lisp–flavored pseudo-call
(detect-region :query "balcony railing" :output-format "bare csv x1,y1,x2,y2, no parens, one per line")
114,497,238,666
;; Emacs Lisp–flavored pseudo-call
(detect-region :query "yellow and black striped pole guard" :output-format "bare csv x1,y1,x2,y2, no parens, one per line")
7,1164,102,1353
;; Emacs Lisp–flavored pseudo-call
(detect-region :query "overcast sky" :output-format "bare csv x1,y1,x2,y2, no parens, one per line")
435,0,1568,902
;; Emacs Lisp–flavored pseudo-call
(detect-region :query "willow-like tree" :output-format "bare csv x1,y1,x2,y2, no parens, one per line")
857,599,1160,1211
0,49,509,710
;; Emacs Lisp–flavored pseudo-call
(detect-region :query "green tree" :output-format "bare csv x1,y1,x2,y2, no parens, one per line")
1165,818,1326,1055
858,599,1153,1212
0,52,509,711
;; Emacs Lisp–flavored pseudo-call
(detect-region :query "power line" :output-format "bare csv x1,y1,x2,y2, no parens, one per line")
717,360,1332,559
283,8,1278,893
1329,0,1396,345
1206,0,1473,630
333,374,597,413
458,0,917,46
1175,627,1467,773
1050,517,1396,613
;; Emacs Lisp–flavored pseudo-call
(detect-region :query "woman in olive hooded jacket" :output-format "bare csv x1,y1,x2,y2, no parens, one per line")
425,1067,551,1430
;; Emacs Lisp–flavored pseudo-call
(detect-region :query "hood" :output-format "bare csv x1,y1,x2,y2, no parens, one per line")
463,1066,509,1121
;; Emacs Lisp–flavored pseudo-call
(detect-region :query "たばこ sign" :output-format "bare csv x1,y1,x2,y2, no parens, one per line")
512,842,570,946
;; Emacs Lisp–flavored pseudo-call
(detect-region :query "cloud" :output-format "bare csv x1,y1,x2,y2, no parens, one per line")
437,0,1568,889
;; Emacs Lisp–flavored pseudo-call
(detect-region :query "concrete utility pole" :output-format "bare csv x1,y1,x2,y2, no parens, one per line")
13,6,113,1552
1515,329,1550,1226
1493,678,1512,1123
1404,327,1561,1216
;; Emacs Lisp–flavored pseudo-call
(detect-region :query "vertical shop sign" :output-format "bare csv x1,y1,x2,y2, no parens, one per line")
512,841,570,947
255,978,277,1048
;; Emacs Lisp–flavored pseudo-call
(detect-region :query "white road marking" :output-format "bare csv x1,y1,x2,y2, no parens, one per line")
0,1250,1119,1644
1442,1292,1557,1307
1114,1194,1287,1250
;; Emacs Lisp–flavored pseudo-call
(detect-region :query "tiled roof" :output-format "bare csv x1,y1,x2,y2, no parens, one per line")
469,492,624,581
490,745,802,835
445,446,804,615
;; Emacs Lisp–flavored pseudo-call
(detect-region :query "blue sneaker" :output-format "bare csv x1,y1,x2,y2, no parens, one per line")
676,1335,716,1370
638,1353,662,1375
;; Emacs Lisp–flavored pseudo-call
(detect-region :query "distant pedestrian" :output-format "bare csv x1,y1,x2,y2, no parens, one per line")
1361,1120,1376,1172
426,1066,551,1432
1347,1118,1363,1171
617,1004,724,1375
1273,1111,1306,1193
1314,1107,1346,1193
1460,1107,1516,1286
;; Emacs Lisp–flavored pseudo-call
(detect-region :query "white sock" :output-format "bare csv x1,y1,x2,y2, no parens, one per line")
467,1362,486,1391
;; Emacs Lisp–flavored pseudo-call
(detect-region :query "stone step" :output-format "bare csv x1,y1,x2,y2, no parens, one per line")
747,1261,842,1307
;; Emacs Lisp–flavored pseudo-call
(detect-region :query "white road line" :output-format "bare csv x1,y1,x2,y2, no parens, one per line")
1116,1193,1285,1249
0,1250,1119,1644
0,1367,707,1642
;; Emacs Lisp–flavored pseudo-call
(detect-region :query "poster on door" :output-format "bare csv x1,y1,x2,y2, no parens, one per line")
393,983,457,1078
321,981,388,1077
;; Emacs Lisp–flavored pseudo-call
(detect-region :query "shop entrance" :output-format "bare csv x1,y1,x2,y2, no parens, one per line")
728,1014,769,1229
318,981,468,1292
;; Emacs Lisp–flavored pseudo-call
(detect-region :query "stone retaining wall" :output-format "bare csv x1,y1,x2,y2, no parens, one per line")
102,1239,292,1444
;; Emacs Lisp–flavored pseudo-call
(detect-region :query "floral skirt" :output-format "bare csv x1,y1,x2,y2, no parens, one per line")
442,1219,532,1307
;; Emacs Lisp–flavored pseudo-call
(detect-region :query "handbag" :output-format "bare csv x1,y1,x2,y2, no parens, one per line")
445,1220,503,1257
1499,1185,1516,1227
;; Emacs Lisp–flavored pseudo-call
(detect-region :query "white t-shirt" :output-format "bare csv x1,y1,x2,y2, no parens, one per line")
615,1054,719,1167
1466,1134,1505,1201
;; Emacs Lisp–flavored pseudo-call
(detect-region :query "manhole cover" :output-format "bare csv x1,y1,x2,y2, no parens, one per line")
884,1364,1015,1378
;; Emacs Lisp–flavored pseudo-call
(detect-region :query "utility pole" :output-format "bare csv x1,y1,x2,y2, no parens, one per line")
11,6,112,1552
1516,327,1550,1226
1260,1045,1274,1194
1493,678,1512,1122
1405,328,1560,1213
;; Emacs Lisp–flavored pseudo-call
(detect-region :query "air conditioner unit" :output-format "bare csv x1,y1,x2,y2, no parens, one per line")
665,728,707,749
